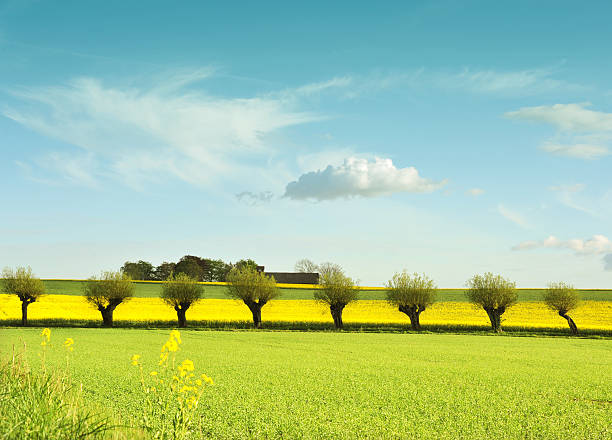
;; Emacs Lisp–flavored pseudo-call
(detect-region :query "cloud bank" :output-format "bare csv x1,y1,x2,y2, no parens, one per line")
283,157,446,201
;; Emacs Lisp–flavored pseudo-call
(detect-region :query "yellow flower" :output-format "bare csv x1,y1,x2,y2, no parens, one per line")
161,339,179,353
40,328,51,345
159,352,169,365
150,371,158,376
63,337,74,351
178,359,194,372
169,329,182,344
201,374,214,385
131,354,141,366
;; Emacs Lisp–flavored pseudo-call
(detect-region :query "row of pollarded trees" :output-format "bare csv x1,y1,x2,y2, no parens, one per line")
386,271,582,334
1,266,583,334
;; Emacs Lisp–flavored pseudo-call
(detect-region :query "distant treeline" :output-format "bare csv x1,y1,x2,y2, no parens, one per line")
120,256,259,282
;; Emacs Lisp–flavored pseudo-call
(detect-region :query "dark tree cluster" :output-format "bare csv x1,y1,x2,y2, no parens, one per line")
120,256,259,282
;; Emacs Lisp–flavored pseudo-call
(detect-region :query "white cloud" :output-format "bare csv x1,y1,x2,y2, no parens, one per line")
540,142,609,159
513,234,612,255
466,188,484,196
505,103,612,132
505,103,612,160
284,157,446,201
497,204,530,228
4,75,321,188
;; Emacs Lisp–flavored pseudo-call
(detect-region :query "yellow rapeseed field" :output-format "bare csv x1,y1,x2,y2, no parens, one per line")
1,294,611,329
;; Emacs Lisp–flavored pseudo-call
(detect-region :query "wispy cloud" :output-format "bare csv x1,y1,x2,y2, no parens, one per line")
436,66,582,95
505,103,612,132
513,234,612,255
548,183,597,216
505,103,612,160
4,74,321,189
497,204,530,228
284,157,446,201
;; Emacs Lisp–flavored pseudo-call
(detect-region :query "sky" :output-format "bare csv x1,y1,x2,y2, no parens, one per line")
1,0,611,287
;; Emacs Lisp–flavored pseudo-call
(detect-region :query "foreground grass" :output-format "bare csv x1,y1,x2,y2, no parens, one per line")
40,280,612,301
1,329,611,439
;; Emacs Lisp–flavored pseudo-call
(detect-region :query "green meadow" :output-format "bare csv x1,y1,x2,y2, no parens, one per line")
1,328,611,439
40,280,612,301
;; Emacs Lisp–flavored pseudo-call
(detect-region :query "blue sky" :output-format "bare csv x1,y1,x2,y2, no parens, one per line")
1,0,611,287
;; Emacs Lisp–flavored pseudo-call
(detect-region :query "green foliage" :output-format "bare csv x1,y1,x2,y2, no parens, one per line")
386,271,437,330
544,282,580,314
386,271,437,309
174,256,205,281
232,259,259,272
154,262,176,281
225,266,279,303
1,266,45,303
121,260,155,281
83,271,135,309
314,266,358,306
465,272,518,310
83,272,134,326
161,273,205,308
207,259,232,282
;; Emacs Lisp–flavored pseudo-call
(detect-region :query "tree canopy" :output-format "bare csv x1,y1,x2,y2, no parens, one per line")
314,265,357,329
1,266,45,326
386,271,437,330
161,273,204,327
83,271,134,327
465,272,517,332
226,266,278,328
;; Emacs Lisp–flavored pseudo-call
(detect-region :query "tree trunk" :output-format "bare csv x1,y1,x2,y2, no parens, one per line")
484,307,503,333
100,307,114,327
559,311,578,335
398,305,422,331
330,303,346,329
175,303,190,328
245,301,263,329
176,307,187,328
21,301,28,326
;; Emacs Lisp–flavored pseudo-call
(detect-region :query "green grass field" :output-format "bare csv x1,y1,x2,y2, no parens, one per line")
2,328,610,439
41,280,612,302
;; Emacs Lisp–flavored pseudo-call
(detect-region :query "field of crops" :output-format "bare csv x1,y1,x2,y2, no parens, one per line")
1,293,611,331
1,328,610,439
39,280,612,301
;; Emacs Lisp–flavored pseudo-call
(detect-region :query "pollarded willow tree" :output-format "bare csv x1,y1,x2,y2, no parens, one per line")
386,271,437,331
1,267,45,326
465,272,518,333
315,265,358,329
83,271,134,327
161,273,205,328
226,266,279,328
544,282,580,335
